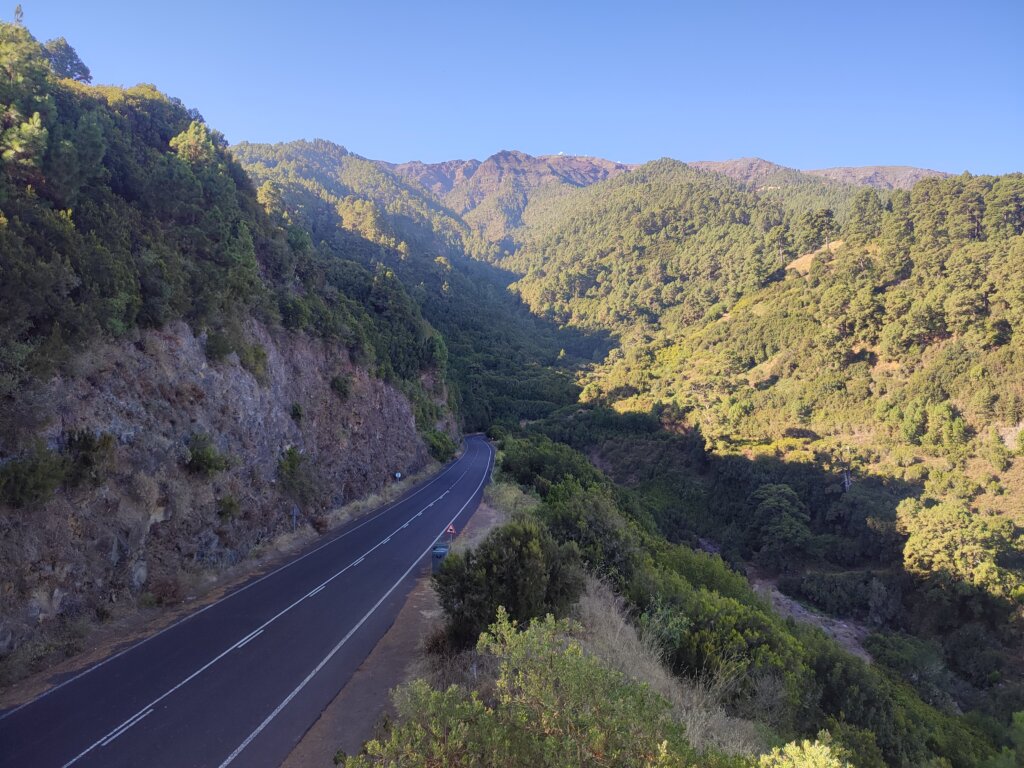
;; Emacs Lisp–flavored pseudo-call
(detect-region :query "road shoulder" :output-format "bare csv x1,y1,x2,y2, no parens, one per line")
0,461,446,712
282,499,506,766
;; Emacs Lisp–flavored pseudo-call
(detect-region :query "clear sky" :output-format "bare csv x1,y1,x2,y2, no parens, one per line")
16,0,1024,173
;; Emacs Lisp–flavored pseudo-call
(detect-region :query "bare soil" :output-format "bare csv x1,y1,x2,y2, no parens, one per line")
749,571,872,662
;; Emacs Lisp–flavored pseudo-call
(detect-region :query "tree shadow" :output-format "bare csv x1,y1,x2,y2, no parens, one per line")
530,403,1022,708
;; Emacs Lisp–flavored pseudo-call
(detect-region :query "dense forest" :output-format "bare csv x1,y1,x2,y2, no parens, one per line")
0,22,450,442
3,15,1024,767
230,139,599,429
256,144,1024,760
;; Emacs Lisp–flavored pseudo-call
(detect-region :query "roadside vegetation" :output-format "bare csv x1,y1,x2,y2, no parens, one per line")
338,436,1006,767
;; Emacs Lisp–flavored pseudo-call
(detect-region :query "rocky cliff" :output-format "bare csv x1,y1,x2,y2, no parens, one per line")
392,151,633,244
0,321,436,673
691,157,948,190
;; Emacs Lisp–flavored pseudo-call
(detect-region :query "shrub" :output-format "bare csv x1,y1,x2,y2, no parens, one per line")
204,331,233,361
758,736,852,768
423,429,457,462
338,611,699,768
205,330,267,382
278,446,315,505
433,519,584,648
329,374,351,400
0,443,67,508
184,433,229,476
290,402,303,423
237,342,267,382
541,477,640,588
64,430,115,486
216,494,240,520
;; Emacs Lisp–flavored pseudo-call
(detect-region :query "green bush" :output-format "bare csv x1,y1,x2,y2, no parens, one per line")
206,330,267,382
0,443,67,508
184,433,229,476
433,519,584,648
278,446,315,505
237,342,267,382
339,611,706,768
423,429,457,462
64,430,115,486
329,374,351,400
204,331,233,362
216,494,240,520
290,402,303,423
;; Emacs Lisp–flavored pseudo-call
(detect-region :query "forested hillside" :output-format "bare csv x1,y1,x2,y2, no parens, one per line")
0,29,447,414
0,22,456,679
505,159,861,337
231,140,598,430
3,12,1023,766
493,163,1024,751
391,150,631,248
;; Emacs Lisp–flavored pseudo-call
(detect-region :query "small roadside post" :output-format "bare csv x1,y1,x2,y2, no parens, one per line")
446,523,456,546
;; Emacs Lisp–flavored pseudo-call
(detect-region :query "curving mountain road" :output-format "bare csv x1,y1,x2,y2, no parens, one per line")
0,435,493,768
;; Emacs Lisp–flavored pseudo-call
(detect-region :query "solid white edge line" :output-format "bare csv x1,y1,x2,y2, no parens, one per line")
217,441,492,768
0,445,473,723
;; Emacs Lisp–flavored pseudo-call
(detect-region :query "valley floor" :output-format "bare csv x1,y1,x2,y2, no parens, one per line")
748,571,873,662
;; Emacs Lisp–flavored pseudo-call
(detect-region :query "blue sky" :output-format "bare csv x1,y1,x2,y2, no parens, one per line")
18,0,1024,173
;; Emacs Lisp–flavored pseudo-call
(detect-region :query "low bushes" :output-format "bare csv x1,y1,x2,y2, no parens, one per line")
433,519,583,648
423,429,457,462
0,430,116,507
184,433,229,476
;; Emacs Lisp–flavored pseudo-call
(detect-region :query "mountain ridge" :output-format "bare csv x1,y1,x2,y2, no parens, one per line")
389,150,950,196
691,156,949,189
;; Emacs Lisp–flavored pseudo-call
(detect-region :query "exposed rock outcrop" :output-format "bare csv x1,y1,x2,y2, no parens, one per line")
0,320,434,663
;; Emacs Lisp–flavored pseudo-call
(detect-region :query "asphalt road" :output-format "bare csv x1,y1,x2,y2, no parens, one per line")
0,435,493,768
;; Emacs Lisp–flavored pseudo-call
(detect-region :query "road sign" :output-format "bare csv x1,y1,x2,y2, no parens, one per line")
445,524,457,536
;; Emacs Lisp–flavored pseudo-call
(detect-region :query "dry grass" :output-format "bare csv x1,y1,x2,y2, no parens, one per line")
573,578,767,757
402,483,767,757
322,462,441,530
786,239,844,276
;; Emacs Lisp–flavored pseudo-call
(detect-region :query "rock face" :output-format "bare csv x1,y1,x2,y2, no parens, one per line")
394,151,631,213
804,165,949,190
691,157,948,190
689,157,796,187
392,151,633,244
0,321,433,659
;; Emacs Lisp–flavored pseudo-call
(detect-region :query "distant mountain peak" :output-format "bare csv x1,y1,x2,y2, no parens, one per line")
690,157,949,190
689,158,797,185
390,151,634,243
804,165,949,190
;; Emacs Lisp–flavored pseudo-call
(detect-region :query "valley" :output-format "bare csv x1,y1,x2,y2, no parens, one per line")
1,10,1022,767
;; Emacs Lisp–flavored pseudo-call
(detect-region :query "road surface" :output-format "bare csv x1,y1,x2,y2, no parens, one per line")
0,436,493,768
